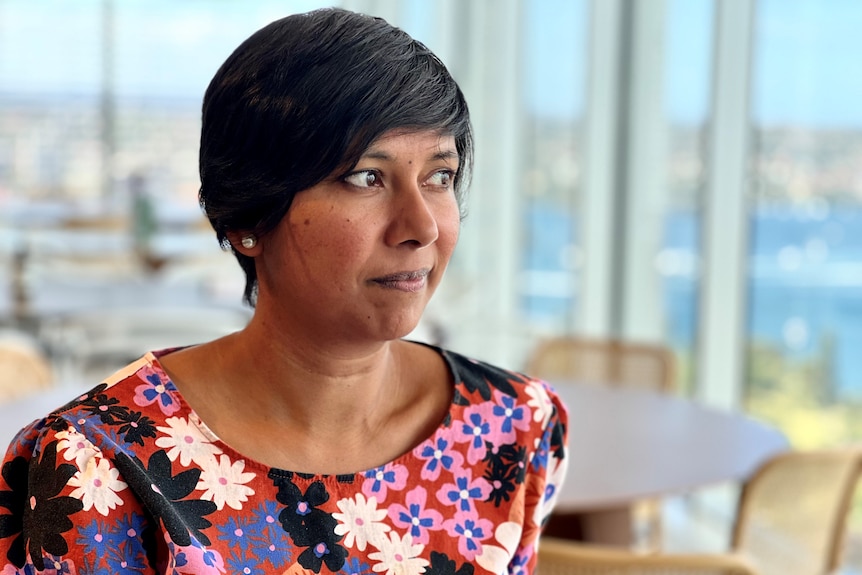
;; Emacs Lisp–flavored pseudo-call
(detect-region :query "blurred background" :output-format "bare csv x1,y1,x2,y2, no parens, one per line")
1,0,861,563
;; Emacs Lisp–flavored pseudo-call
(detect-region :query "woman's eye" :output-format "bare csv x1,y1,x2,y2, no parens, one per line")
427,170,454,187
344,170,381,188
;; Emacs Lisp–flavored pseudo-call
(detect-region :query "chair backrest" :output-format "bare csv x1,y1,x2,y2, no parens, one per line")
537,537,759,575
731,449,862,575
526,337,675,393
0,337,54,401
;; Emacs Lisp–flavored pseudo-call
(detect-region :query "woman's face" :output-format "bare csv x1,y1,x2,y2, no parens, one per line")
253,129,461,345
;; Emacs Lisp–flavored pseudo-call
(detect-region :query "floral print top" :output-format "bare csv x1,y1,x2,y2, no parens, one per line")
0,346,568,575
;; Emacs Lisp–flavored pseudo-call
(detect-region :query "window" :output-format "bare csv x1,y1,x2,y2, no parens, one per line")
745,0,862,448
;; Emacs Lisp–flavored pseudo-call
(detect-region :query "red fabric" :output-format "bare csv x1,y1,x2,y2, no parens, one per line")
0,346,568,575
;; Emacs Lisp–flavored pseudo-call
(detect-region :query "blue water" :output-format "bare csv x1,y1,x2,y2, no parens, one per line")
522,202,862,400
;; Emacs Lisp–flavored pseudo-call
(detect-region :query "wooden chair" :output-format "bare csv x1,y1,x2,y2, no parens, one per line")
730,449,862,575
537,537,759,575
59,214,129,230
526,336,675,393
528,336,676,549
0,334,54,401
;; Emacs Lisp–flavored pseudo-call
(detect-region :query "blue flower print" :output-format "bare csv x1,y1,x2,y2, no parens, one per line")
454,407,495,464
420,438,454,476
226,549,265,575
463,413,490,450
402,504,435,538
493,395,526,434
544,482,556,504
456,519,485,551
133,367,181,416
415,435,465,481
510,551,530,575
340,556,374,575
442,511,493,561
533,426,551,471
361,463,407,501
435,471,492,513
76,519,109,560
42,555,75,574
217,515,253,552
244,502,292,569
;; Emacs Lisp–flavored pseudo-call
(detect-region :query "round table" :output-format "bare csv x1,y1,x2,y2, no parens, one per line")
554,382,789,510
547,381,790,544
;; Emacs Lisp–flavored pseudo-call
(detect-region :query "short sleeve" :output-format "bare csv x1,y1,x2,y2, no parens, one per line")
0,416,154,573
510,379,569,574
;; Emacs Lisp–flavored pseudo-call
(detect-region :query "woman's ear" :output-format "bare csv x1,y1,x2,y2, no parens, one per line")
227,231,262,255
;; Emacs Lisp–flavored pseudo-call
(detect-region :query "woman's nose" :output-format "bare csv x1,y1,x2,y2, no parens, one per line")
385,185,439,248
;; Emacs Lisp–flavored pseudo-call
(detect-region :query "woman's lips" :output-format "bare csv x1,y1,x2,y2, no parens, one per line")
371,269,430,292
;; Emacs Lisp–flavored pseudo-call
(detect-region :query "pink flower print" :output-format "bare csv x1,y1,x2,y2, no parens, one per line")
491,391,530,443
435,469,492,513
454,406,493,464
442,510,493,561
167,536,226,574
361,463,407,502
414,435,464,481
510,550,531,575
133,367,180,416
388,487,443,545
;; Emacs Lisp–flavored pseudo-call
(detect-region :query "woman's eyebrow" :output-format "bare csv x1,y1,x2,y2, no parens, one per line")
359,148,459,162
431,149,459,162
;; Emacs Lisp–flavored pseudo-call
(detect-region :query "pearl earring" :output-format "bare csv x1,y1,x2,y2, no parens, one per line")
241,236,257,249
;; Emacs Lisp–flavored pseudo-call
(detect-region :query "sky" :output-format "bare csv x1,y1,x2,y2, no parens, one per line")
1,0,862,127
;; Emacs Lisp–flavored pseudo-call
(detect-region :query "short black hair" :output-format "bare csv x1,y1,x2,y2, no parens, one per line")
198,8,473,306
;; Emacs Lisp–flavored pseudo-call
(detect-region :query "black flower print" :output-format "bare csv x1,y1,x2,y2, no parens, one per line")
114,449,216,547
0,441,83,570
447,351,521,401
116,410,157,446
54,384,159,447
81,390,128,425
425,551,475,575
0,456,27,566
482,460,518,507
271,473,348,573
549,412,567,459
484,442,530,487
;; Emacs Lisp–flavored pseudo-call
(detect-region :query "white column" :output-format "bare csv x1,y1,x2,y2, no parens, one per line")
618,0,668,342
578,0,623,338
697,0,754,410
449,0,524,368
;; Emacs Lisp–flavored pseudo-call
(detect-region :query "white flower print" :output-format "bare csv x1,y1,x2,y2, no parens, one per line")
476,521,522,574
368,531,428,575
532,453,568,528
195,454,256,510
68,457,127,515
524,380,554,427
55,426,100,471
155,416,222,467
333,493,391,551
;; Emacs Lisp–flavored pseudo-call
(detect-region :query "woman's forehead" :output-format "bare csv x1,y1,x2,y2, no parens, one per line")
363,129,457,154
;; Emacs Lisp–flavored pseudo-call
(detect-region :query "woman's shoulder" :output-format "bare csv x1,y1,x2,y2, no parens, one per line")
437,346,567,427
3,351,187,461
440,345,560,392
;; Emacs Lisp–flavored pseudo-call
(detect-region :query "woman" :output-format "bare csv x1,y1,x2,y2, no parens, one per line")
0,8,568,574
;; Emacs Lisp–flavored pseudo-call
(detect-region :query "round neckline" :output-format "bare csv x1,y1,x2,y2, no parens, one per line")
144,342,461,481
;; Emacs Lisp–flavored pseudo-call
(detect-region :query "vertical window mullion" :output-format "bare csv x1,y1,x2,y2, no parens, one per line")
697,0,755,410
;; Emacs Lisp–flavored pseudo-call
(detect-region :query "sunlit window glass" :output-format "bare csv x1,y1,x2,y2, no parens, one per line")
746,0,862,448
520,0,588,332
